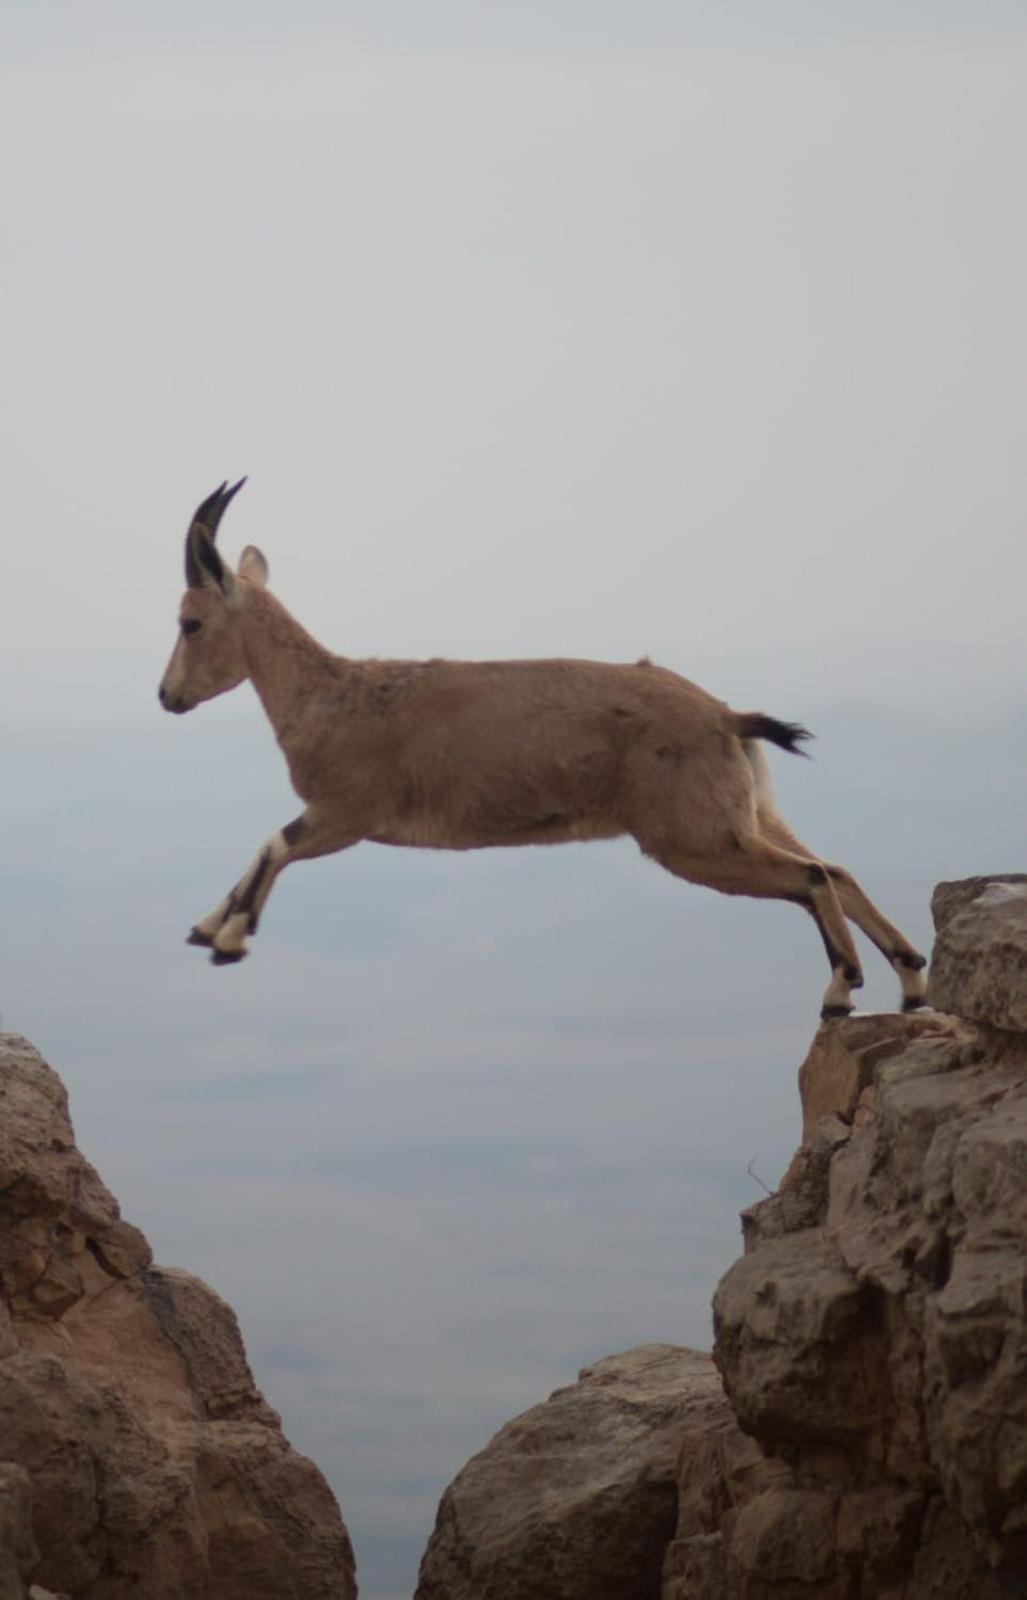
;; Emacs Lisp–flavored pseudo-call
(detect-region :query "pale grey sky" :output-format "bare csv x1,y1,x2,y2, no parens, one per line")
3,5,1026,1597
3,1,1026,716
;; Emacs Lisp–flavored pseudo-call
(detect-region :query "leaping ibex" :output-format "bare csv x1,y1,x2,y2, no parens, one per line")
158,481,927,1018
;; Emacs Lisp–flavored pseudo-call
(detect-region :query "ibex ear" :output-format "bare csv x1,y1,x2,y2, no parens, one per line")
237,545,269,587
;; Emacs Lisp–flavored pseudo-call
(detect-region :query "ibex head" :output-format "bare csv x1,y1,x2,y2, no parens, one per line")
158,479,268,713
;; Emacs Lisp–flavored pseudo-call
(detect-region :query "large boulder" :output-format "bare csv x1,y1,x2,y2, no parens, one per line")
928,873,1027,1030
416,1345,734,1600
0,1034,355,1600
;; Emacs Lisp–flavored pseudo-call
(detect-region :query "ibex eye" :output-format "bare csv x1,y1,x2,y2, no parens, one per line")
181,618,202,637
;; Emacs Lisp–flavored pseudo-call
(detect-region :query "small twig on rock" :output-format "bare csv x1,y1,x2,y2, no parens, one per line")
746,1159,775,1197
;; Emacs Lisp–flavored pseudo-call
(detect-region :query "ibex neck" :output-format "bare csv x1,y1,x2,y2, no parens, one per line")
241,587,341,740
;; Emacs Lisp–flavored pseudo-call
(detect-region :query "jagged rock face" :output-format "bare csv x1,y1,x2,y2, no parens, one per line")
0,1035,355,1600
418,877,1027,1600
0,1465,36,1600
928,873,1027,1031
707,995,1027,1599
415,1345,735,1600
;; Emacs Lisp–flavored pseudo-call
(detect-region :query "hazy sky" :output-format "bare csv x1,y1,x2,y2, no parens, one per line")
3,5,1026,1597
4,0,1027,715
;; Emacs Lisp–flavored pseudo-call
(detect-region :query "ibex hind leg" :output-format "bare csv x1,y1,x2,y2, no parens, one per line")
642,831,864,1020
824,863,927,1011
756,815,927,1012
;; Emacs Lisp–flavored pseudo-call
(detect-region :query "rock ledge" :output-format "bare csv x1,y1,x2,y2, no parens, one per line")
0,1033,355,1600
417,876,1027,1600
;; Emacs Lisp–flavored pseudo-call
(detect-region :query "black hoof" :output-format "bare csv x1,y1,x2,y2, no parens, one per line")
895,951,927,971
844,966,864,989
902,997,930,1013
820,1004,853,1021
210,947,246,966
186,928,214,948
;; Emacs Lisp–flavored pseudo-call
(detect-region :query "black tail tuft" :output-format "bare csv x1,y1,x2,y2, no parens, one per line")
735,713,814,757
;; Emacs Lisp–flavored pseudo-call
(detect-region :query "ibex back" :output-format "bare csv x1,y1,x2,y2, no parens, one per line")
158,482,927,1019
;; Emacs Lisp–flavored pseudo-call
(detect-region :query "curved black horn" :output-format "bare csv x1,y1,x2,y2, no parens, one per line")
189,476,247,540
184,478,247,588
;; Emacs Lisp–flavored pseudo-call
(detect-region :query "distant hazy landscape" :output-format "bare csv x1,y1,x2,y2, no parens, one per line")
3,686,1025,1596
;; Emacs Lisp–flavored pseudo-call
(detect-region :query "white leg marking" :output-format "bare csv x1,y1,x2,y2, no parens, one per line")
212,912,252,957
266,829,290,866
821,968,855,1015
207,831,292,960
895,959,928,1008
191,897,232,942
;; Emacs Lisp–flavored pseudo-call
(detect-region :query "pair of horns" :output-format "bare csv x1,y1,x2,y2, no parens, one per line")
185,477,247,590
191,477,247,538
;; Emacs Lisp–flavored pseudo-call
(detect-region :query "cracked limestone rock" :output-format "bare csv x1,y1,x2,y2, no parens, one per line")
416,1344,738,1600
928,873,1027,1031
708,1001,1027,1598
415,877,1027,1600
0,1034,355,1600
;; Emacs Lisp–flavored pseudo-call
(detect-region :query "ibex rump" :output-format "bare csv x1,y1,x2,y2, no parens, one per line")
158,482,927,1018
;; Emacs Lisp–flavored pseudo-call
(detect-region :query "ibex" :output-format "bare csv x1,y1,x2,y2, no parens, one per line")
158,481,927,1018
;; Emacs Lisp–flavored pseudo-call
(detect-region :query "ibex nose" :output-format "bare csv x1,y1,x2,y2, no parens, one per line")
159,685,189,714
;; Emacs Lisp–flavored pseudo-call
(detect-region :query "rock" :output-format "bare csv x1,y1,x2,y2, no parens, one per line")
0,1034,355,1600
0,1465,37,1600
928,875,1027,1030
662,1404,790,1600
711,1010,1027,1596
930,874,1027,933
794,1011,959,1140
415,877,1027,1598
725,1487,843,1597
416,1345,731,1600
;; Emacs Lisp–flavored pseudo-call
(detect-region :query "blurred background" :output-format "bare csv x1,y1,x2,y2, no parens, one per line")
2,4,1025,1594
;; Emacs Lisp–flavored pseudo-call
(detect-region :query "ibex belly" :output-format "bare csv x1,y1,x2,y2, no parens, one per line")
367,813,625,850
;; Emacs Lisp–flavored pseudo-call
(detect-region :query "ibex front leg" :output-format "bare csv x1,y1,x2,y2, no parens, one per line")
187,814,360,964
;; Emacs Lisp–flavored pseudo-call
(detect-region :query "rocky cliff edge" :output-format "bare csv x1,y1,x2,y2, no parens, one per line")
417,875,1027,1600
0,1034,356,1600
